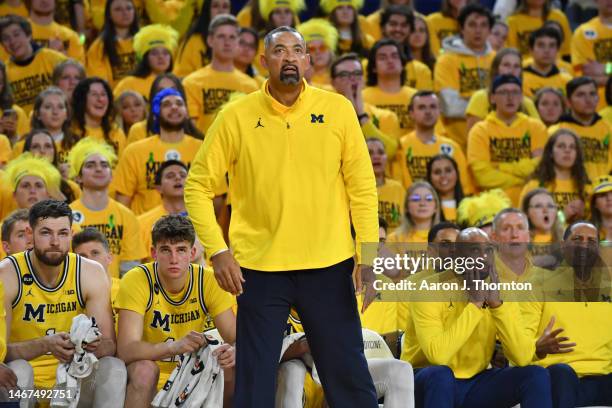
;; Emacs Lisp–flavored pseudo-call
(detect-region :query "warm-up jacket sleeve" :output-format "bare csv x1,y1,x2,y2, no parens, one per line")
410,301,484,366
184,109,233,257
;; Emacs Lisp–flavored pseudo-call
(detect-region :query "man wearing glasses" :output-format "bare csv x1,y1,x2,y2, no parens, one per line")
467,74,547,206
331,52,402,159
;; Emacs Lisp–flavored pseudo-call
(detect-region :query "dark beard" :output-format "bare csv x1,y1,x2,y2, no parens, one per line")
160,116,185,133
34,247,67,267
280,71,300,85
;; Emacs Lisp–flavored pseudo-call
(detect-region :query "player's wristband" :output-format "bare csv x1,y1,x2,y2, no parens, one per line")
606,62,612,75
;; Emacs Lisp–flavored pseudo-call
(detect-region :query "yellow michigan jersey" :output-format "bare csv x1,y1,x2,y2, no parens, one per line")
115,262,234,389
7,251,86,389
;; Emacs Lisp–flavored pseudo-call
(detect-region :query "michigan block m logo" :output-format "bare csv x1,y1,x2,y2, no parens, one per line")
311,114,324,123
151,310,170,332
24,304,45,322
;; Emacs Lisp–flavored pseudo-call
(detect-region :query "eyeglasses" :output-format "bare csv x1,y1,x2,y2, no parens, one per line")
409,194,434,202
335,70,363,79
529,203,557,210
495,89,522,97
308,44,329,53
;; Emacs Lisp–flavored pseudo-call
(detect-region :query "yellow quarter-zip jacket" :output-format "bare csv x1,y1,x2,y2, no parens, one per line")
184,80,379,270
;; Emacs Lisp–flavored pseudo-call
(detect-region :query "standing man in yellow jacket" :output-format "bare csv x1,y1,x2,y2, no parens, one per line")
184,26,380,408
467,75,547,206
434,3,496,149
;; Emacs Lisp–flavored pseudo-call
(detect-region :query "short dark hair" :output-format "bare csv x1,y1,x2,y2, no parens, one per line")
563,221,597,241
208,14,238,36
154,160,188,185
28,200,72,229
72,227,110,252
366,39,407,86
528,26,561,50
151,215,195,246
428,222,460,243
264,26,304,50
457,3,494,30
1,209,29,242
566,76,598,99
380,5,414,32
408,90,437,111
330,52,362,79
0,15,32,38
492,208,528,233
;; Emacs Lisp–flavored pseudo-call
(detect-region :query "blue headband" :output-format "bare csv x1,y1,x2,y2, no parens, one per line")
491,74,522,93
152,88,183,134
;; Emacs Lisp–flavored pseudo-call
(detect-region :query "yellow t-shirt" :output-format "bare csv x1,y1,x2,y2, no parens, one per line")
70,198,147,278
393,131,474,195
507,9,572,59
523,56,573,75
465,88,540,121
112,134,202,215
377,178,405,235
441,203,457,223
7,251,86,389
183,65,259,135
126,120,148,145
425,12,459,56
467,112,548,205
113,74,156,101
0,135,12,165
74,125,127,156
6,48,67,114
434,48,496,147
0,170,17,223
519,178,591,212
143,0,200,37
362,85,417,132
599,106,612,127
522,65,573,99
115,262,234,389
86,37,136,89
0,1,28,17
137,204,168,259
174,35,209,78
30,20,85,63
549,115,612,184
236,5,252,28
406,60,433,91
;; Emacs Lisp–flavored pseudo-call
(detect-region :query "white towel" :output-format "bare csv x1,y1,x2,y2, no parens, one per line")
51,314,101,408
152,335,224,408
279,333,320,385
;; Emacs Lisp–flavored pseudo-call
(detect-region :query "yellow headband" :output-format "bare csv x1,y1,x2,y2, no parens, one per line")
593,175,612,195
259,0,305,22
457,189,511,228
67,138,117,179
297,18,338,51
3,153,61,193
133,24,179,60
320,0,364,14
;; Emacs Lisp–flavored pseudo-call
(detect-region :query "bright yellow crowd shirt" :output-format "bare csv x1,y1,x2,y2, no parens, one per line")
549,114,612,184
363,85,417,132
113,74,156,101
183,65,259,135
425,12,459,56
112,134,202,215
466,88,540,120
507,9,572,58
30,20,85,63
86,37,136,88
174,35,209,78
522,65,573,99
467,112,547,205
377,178,405,235
519,178,591,212
115,262,234,389
137,204,168,259
6,48,66,114
70,198,147,278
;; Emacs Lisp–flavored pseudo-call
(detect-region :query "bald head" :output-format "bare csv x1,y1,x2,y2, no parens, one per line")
457,227,490,244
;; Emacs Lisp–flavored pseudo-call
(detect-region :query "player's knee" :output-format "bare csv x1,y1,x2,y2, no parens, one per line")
96,357,127,387
547,363,577,383
127,360,159,390
392,360,414,388
7,359,34,389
